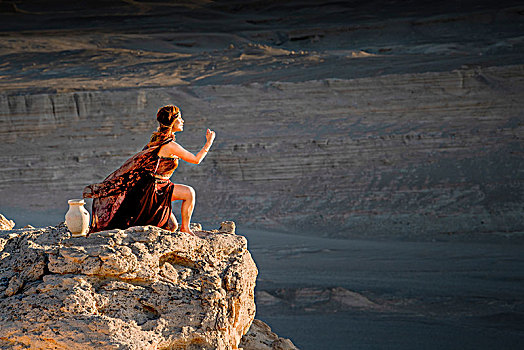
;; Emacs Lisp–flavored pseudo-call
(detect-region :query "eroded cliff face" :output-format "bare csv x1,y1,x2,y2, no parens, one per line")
0,223,262,349
1,65,522,237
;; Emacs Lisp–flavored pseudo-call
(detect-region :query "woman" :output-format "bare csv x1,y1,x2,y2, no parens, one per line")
83,105,215,235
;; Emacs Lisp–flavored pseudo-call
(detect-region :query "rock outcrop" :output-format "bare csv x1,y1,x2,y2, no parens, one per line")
0,223,264,349
239,320,297,350
0,215,14,231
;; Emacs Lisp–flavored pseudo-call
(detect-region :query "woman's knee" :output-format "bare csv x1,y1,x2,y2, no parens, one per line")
172,184,196,202
186,186,196,202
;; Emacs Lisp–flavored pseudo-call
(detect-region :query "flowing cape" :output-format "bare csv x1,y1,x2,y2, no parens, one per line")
83,137,173,233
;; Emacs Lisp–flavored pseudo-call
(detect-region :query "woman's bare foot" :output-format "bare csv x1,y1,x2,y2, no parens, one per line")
180,227,196,236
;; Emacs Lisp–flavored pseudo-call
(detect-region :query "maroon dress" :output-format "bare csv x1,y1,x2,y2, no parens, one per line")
83,137,179,233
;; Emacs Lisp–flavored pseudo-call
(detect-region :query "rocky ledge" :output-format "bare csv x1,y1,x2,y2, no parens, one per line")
0,222,296,349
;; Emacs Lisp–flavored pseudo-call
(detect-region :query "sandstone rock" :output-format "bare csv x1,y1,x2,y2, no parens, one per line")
220,221,236,234
0,223,259,349
190,222,203,231
240,319,298,350
0,214,14,231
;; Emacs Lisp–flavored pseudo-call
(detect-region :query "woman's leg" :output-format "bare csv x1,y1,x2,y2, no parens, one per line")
166,212,178,232
171,184,196,234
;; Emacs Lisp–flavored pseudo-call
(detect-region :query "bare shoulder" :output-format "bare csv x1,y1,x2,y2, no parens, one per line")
159,140,183,158
166,140,183,149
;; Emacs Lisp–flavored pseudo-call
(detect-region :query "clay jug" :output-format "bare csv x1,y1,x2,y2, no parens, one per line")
65,199,90,237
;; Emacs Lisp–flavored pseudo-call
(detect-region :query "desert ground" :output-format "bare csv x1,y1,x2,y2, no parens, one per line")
1,0,523,348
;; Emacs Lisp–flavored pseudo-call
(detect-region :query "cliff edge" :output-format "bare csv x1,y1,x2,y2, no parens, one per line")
0,221,296,349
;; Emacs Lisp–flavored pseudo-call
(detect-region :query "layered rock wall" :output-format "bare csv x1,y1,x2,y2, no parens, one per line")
1,65,523,236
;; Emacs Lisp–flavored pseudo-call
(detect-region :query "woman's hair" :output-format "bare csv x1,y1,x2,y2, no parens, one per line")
156,105,180,132
148,105,180,147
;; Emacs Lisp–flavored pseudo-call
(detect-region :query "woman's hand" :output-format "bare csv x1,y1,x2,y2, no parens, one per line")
206,128,216,143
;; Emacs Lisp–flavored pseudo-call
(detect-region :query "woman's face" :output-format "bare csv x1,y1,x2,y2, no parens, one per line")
172,114,184,132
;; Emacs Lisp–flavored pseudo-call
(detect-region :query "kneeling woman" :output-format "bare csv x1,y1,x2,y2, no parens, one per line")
83,105,215,235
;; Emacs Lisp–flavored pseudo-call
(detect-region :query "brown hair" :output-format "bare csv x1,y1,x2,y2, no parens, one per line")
156,105,180,132
147,105,180,147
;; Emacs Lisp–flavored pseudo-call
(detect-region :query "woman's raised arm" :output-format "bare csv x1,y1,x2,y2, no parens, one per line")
162,129,215,164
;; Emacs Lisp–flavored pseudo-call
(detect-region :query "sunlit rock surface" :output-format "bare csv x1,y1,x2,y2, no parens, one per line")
0,215,14,231
0,223,280,349
240,319,298,350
